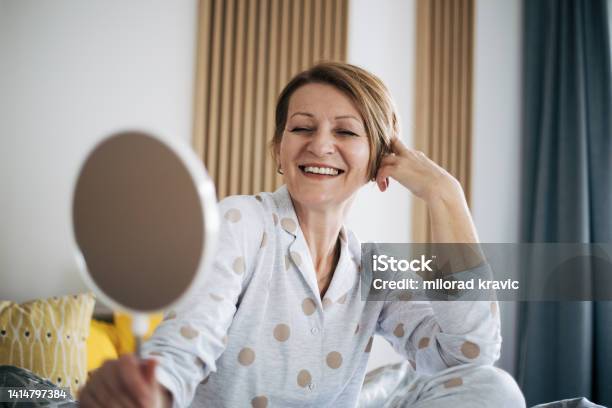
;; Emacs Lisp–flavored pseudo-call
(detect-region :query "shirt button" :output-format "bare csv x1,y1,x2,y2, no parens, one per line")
308,383,316,391
311,327,319,335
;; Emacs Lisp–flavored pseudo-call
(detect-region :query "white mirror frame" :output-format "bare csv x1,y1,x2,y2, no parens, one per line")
70,129,219,326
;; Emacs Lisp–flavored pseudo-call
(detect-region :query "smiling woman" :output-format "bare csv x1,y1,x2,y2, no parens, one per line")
271,62,397,186
79,62,525,408
279,83,371,208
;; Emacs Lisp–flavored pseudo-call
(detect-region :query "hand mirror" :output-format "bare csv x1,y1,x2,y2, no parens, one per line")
71,130,219,354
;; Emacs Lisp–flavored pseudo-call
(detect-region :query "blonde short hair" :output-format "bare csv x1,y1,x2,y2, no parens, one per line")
271,62,399,180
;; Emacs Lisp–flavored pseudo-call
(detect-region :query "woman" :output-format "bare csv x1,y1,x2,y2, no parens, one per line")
80,63,524,407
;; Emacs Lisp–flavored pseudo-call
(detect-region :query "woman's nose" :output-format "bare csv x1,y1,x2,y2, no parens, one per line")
307,129,335,156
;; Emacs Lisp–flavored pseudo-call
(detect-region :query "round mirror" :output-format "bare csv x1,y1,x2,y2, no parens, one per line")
72,130,218,320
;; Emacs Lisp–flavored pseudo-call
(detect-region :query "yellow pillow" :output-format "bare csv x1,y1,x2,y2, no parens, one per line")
86,320,119,372
0,293,95,397
113,312,163,355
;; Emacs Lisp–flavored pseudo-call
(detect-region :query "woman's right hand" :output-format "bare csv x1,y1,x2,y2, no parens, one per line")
79,354,172,408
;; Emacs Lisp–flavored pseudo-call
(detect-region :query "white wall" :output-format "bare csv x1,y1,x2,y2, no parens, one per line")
472,0,522,376
0,0,198,302
347,0,415,371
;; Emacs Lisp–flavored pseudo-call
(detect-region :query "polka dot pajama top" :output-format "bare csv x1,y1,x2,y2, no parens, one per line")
141,185,501,408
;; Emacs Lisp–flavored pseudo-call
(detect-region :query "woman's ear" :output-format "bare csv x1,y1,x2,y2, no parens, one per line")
275,147,281,171
270,138,281,172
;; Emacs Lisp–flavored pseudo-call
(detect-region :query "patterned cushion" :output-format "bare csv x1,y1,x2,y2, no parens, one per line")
0,293,95,397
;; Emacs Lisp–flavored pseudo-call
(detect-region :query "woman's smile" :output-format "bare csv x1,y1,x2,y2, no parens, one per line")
298,163,345,178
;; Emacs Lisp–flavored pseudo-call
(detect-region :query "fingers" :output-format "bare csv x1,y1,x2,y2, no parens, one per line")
379,153,399,166
375,164,393,192
140,358,158,385
116,354,153,407
79,390,104,408
377,138,451,196
373,153,391,191
81,364,123,408
389,137,431,164
80,356,153,408
98,362,134,408
377,139,436,193
380,177,389,192
389,136,410,155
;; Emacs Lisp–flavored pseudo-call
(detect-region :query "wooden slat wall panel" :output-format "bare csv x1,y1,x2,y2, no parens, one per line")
204,0,223,191
193,0,211,159
240,0,257,194
412,0,475,242
217,0,234,199
193,0,348,198
312,0,322,63
300,0,312,71
230,0,246,195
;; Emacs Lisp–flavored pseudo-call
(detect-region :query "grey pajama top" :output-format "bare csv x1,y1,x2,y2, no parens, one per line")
142,185,501,408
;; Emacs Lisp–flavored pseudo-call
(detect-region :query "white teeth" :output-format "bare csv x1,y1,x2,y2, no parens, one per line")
303,166,339,176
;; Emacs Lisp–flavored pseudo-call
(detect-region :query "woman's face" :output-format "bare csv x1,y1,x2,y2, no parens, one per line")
278,83,370,210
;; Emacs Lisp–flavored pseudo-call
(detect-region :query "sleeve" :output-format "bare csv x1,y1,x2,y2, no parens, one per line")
375,263,502,375
140,195,265,407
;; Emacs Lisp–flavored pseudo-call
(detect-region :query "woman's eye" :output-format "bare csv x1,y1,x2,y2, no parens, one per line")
291,127,312,133
337,129,358,137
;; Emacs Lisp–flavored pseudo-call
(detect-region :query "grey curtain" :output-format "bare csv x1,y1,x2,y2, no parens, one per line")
518,0,612,406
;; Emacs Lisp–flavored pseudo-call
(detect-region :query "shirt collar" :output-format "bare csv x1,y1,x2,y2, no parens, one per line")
270,185,300,237
270,185,361,304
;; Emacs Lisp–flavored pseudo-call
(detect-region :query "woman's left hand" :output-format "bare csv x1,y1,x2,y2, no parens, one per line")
375,137,462,202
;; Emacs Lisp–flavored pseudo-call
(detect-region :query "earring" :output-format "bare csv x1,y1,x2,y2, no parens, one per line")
277,166,284,175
